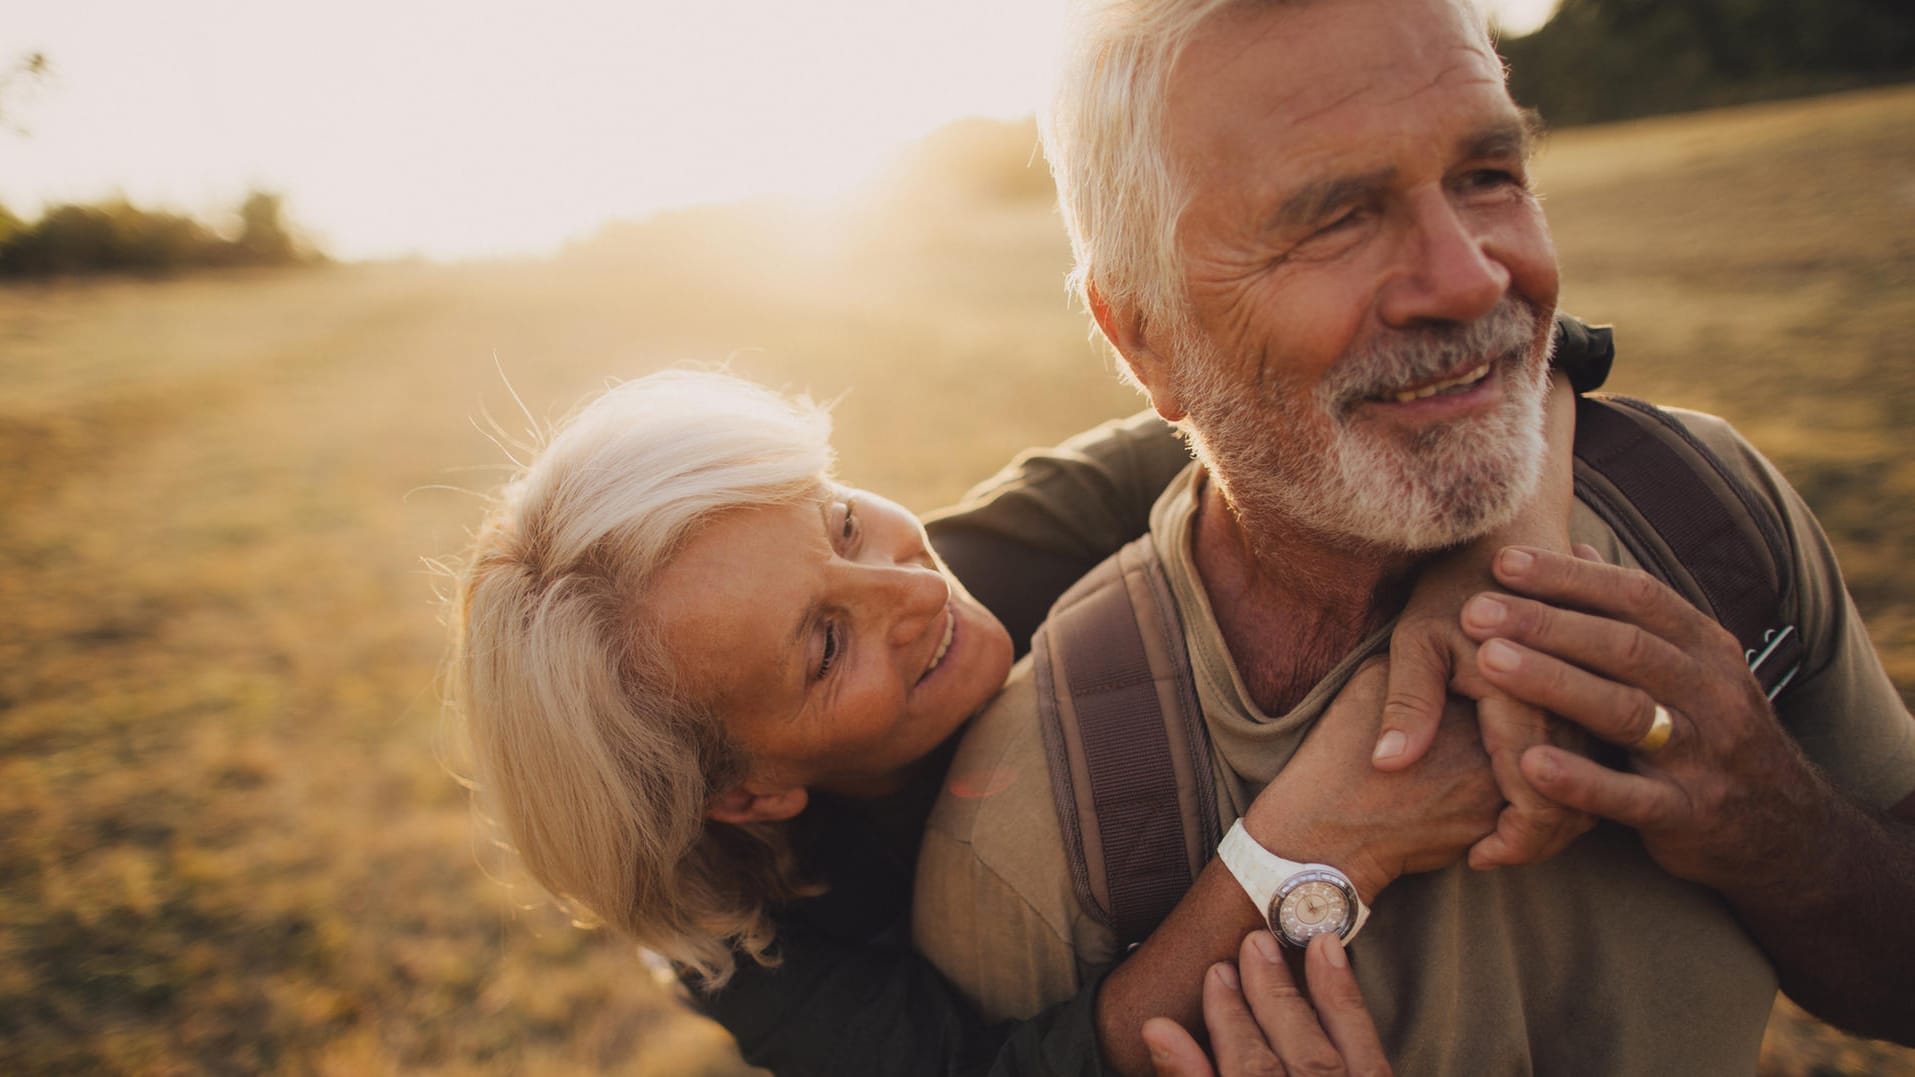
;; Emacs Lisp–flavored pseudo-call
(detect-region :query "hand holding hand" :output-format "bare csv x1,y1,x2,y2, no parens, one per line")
1142,932,1391,1077
1462,544,1829,892
1247,659,1502,903
1379,553,1595,870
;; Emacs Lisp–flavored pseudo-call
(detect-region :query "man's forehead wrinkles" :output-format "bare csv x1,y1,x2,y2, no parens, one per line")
1279,80,1377,133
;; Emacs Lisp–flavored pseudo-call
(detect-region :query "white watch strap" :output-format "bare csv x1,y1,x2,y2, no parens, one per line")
1217,818,1370,944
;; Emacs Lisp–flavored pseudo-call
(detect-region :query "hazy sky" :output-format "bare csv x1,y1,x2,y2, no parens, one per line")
1,0,1559,261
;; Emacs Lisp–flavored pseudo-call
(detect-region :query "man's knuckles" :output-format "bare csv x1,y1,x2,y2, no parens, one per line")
1284,1045,1352,1077
1615,568,1667,621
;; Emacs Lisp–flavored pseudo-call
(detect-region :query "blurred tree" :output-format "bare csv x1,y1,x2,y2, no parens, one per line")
0,190,319,278
0,51,51,134
233,190,298,265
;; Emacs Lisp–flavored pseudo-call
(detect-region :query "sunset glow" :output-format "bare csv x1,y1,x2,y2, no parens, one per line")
3,0,1555,261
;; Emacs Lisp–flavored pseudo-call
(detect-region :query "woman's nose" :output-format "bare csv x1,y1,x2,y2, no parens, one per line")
866,563,949,649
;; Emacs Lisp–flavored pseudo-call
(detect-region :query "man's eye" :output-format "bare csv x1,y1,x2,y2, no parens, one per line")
1315,209,1360,236
818,623,839,678
1465,168,1523,191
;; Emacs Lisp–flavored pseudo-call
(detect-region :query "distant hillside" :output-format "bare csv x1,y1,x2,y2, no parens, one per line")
1502,0,1915,125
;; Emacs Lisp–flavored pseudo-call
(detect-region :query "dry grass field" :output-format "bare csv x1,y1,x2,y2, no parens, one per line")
2,85,1912,1075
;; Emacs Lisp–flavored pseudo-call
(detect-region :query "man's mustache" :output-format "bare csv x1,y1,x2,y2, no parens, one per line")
1319,300,1543,416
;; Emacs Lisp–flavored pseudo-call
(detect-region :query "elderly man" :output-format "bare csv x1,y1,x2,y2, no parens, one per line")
911,0,1915,1072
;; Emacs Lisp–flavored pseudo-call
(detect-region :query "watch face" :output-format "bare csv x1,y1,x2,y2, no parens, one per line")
1273,871,1355,947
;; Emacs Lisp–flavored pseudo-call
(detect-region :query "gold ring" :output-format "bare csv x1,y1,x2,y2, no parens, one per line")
1633,704,1674,753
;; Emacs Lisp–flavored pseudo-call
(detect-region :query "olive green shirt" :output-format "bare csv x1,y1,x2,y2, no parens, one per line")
914,409,1915,1076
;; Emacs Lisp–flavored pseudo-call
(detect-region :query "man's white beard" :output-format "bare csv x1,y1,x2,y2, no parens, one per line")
1177,300,1553,554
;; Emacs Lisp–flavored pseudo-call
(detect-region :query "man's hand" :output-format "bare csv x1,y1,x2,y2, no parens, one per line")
1247,659,1503,903
1375,373,1592,870
1460,544,1828,891
1142,933,1391,1077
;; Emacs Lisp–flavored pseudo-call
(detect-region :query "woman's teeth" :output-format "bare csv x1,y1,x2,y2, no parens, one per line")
921,609,956,681
1388,362,1491,402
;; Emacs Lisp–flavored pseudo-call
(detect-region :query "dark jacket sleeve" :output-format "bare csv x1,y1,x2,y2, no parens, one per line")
688,921,1109,1077
925,409,1189,655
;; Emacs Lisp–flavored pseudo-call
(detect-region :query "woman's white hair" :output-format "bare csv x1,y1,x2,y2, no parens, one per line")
449,369,833,986
1041,0,1496,355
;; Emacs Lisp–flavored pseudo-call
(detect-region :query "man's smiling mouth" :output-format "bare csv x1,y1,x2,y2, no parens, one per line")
1381,361,1492,403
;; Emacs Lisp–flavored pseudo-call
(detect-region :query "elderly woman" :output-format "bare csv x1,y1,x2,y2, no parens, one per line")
452,371,1017,985
450,329,1606,1073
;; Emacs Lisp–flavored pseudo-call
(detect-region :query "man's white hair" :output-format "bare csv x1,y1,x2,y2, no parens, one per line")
1041,0,1497,354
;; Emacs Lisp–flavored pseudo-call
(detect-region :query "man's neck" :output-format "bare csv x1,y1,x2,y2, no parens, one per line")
1190,474,1420,715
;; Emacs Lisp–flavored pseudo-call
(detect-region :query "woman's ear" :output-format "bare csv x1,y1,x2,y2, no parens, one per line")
707,782,809,825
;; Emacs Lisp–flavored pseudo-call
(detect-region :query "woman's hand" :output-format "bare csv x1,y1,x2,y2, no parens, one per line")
1245,659,1502,905
1141,932,1391,1077
1373,374,1594,870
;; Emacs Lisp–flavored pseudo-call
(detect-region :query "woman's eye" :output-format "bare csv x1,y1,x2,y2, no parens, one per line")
839,500,861,545
818,623,839,678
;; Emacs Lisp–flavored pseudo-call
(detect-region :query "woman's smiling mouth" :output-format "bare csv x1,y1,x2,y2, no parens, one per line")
917,607,958,686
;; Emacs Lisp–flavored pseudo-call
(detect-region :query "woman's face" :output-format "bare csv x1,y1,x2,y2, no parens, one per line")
648,481,1014,806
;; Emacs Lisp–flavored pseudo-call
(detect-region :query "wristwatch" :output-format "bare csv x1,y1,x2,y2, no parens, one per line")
1218,818,1370,949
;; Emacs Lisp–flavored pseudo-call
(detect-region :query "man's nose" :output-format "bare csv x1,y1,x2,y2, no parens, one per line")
1377,190,1509,328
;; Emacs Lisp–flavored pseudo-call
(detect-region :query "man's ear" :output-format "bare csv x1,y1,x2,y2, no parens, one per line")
1088,280,1186,422
707,782,809,825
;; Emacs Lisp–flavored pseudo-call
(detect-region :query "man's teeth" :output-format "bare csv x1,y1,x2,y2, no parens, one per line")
1388,363,1491,403
923,609,956,678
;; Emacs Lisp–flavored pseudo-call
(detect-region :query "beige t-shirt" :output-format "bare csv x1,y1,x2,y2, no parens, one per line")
914,409,1915,1076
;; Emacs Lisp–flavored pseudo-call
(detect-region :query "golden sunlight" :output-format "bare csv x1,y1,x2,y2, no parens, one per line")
3,0,1549,261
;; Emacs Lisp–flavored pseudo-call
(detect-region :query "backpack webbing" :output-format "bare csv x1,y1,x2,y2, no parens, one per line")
1032,536,1221,943
1035,395,1803,947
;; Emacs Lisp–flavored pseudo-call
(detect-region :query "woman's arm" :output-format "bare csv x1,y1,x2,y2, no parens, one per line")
924,408,1192,657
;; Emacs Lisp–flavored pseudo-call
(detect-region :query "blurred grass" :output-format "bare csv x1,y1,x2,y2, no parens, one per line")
1,85,1912,1075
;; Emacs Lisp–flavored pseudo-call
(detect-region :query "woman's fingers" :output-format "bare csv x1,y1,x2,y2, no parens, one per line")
1235,932,1347,1076
1142,1015,1219,1077
1152,932,1394,1077
1466,694,1594,869
1304,936,1393,1076
1199,959,1289,1077
1377,627,1454,771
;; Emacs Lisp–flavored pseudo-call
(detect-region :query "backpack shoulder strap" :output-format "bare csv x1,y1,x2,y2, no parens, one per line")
1033,533,1219,946
1572,394,1803,698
